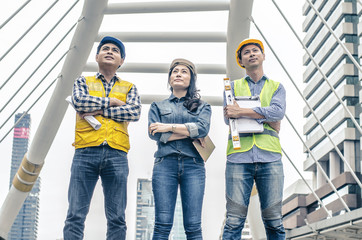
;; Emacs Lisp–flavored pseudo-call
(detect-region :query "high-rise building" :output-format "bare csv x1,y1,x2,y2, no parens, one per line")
8,113,40,240
282,0,361,232
135,178,186,240
170,195,185,240
135,179,155,240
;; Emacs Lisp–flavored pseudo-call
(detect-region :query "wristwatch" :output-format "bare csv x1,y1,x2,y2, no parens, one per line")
172,125,176,132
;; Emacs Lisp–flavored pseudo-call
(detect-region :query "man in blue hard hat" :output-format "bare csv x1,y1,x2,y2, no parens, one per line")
63,36,141,240
222,38,286,239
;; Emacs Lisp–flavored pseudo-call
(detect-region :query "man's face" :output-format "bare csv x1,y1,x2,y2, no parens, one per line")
239,44,265,69
96,43,124,69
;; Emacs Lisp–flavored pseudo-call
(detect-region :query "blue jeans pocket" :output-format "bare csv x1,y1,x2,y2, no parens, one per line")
193,157,204,166
115,149,127,158
154,157,164,165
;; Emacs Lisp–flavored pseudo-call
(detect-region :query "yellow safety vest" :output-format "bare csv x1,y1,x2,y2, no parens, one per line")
226,78,282,155
74,76,133,152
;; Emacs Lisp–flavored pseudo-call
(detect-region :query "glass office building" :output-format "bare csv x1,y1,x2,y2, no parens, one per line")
135,178,186,240
8,113,40,240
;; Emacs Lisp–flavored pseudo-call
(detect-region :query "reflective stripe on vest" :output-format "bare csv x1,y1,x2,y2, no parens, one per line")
226,78,282,155
74,76,133,152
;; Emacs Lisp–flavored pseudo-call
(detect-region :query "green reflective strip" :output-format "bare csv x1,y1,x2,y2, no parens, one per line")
228,129,279,140
254,129,279,138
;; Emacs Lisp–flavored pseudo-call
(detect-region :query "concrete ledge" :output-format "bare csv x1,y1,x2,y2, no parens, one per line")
305,172,359,205
286,207,362,239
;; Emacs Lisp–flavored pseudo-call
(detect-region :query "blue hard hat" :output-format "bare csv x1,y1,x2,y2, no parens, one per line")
97,36,126,59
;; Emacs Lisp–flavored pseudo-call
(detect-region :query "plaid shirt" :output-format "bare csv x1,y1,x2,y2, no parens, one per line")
72,72,141,122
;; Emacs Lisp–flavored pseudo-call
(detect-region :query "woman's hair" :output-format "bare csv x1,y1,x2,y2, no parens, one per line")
168,61,202,112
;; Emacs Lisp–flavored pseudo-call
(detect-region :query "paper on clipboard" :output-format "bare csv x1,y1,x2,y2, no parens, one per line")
192,135,215,162
235,96,264,133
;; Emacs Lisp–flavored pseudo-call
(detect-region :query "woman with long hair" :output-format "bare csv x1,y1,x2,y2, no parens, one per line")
148,58,212,239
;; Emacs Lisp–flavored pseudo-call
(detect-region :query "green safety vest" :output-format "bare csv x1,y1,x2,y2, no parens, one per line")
226,78,282,155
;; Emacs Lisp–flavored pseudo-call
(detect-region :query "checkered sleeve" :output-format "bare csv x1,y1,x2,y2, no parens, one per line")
72,76,110,112
103,84,142,122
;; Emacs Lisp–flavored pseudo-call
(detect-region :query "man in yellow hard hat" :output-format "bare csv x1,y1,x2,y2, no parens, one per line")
222,38,286,239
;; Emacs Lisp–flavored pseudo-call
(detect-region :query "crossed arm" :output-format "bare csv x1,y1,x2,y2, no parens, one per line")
72,76,141,122
148,102,211,146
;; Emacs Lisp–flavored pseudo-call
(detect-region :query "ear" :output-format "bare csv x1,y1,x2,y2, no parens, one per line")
238,58,244,68
119,58,125,67
95,54,99,63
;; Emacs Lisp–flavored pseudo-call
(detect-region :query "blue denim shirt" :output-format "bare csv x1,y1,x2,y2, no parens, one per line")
148,94,212,158
223,75,286,163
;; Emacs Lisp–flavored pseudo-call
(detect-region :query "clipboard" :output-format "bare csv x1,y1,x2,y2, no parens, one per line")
192,135,215,162
235,96,264,133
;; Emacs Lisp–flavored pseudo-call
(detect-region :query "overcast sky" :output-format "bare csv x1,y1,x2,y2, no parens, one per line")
0,0,307,239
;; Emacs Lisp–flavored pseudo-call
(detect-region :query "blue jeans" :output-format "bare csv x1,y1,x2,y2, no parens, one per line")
152,155,205,240
222,161,285,240
63,145,129,240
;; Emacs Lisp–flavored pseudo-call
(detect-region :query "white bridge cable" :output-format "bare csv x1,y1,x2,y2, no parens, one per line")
306,0,362,74
0,0,80,91
271,0,362,136
0,22,77,117
269,0,362,190
0,48,69,133
0,0,59,62
282,146,332,218
0,0,31,30
0,76,59,144
249,17,352,212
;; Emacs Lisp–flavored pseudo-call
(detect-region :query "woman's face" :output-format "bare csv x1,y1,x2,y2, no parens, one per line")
169,64,191,91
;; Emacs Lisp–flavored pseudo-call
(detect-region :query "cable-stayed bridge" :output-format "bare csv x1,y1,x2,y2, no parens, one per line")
0,0,361,239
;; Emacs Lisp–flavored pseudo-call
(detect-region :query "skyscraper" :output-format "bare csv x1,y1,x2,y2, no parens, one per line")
135,179,155,240
135,178,186,240
170,195,185,240
282,0,361,231
8,113,40,240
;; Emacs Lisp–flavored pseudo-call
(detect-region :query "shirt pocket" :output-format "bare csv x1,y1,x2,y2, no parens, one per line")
186,106,202,122
159,108,173,122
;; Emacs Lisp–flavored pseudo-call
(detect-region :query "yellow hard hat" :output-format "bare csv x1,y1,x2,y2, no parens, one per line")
235,38,264,68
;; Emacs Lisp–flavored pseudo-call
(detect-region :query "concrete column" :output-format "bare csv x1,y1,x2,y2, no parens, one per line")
317,161,328,189
344,141,356,172
329,151,340,180
312,170,317,190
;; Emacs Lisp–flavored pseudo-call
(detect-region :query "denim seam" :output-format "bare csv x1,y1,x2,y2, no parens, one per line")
225,195,248,217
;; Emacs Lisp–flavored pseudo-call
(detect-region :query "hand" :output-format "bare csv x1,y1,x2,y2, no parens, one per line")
266,121,281,133
224,100,242,119
149,122,171,135
110,98,126,106
195,138,206,148
79,109,103,118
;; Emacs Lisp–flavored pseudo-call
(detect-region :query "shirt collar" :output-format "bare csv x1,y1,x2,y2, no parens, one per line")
245,74,268,83
96,72,120,82
168,93,186,102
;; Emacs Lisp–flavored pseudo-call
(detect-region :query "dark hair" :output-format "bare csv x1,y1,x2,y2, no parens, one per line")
237,42,263,59
168,65,202,112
